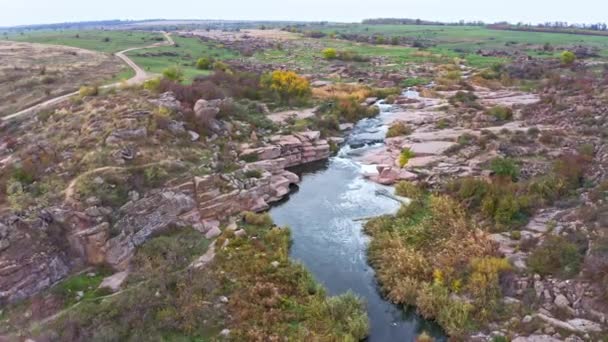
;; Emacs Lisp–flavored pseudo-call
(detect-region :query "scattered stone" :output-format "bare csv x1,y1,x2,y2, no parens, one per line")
98,271,129,292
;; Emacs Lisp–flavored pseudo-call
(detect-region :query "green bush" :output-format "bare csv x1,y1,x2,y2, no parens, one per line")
489,157,520,181
143,77,161,92
196,57,214,70
162,66,183,82
528,235,584,278
243,211,273,226
395,181,424,201
322,48,337,60
402,77,429,87
560,51,576,65
398,148,415,167
486,106,513,121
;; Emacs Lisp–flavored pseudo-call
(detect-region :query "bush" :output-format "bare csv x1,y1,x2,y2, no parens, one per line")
386,121,412,138
79,85,98,97
489,157,520,181
261,70,311,105
486,106,513,121
398,148,415,167
243,211,273,226
395,181,424,201
196,57,214,70
528,235,584,278
449,91,481,109
162,66,183,82
322,48,337,60
143,77,161,92
560,51,576,65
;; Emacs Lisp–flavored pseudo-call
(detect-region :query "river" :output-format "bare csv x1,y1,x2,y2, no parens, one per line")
269,93,447,341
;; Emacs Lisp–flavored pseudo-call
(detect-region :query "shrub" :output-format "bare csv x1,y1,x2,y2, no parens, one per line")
560,51,576,65
489,157,520,181
261,70,311,105
79,85,98,97
213,61,230,72
243,211,273,226
196,57,214,70
162,66,183,82
528,235,584,278
449,91,481,109
143,77,161,92
398,148,415,167
386,121,412,138
322,48,337,60
395,181,424,201
486,106,513,121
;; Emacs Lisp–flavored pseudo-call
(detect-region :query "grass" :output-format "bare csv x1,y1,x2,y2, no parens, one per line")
294,24,608,68
5,30,163,53
126,35,240,83
13,220,369,341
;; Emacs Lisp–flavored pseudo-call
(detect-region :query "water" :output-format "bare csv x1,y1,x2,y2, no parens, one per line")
270,97,447,341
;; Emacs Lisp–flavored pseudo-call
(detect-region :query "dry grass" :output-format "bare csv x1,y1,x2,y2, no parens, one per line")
0,41,125,117
312,83,372,101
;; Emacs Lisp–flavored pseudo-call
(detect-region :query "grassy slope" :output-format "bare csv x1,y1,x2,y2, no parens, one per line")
126,35,240,83
5,30,163,53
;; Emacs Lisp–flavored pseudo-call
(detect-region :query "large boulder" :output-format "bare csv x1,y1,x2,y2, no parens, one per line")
104,191,196,269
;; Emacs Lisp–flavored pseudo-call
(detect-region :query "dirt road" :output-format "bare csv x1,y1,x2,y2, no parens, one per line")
2,31,174,122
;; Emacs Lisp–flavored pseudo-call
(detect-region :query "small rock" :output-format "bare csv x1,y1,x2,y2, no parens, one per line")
523,315,533,323
93,176,104,185
205,226,222,239
219,329,230,338
271,261,280,268
188,130,200,141
234,229,247,238
219,296,229,303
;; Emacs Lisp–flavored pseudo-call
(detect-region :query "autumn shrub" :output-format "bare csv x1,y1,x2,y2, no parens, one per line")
79,85,98,97
365,195,505,337
386,121,412,138
528,235,584,278
261,70,311,105
331,96,378,122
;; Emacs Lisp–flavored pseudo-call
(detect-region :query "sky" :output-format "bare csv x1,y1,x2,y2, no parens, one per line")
1,0,607,27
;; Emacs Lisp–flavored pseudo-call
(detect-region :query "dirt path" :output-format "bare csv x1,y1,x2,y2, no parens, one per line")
2,32,174,122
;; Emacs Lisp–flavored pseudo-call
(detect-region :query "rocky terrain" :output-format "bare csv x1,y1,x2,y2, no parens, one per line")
0,23,607,342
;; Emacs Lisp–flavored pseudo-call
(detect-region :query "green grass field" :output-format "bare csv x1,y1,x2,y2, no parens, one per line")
126,35,241,83
299,24,608,67
4,30,163,53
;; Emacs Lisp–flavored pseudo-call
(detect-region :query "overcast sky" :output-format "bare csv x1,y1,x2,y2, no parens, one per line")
2,0,607,27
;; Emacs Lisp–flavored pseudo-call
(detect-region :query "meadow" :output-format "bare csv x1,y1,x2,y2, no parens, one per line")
126,35,240,83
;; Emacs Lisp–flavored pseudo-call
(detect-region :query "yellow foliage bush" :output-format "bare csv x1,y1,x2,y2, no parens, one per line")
261,70,311,104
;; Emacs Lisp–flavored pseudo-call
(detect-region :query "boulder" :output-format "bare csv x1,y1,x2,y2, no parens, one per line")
104,191,196,269
98,271,129,292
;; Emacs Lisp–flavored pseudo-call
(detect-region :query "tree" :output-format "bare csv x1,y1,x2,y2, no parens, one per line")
560,51,576,65
162,66,183,82
322,48,337,60
261,70,311,104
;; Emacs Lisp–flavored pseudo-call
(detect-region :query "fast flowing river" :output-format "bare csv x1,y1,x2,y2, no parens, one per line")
270,92,447,341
